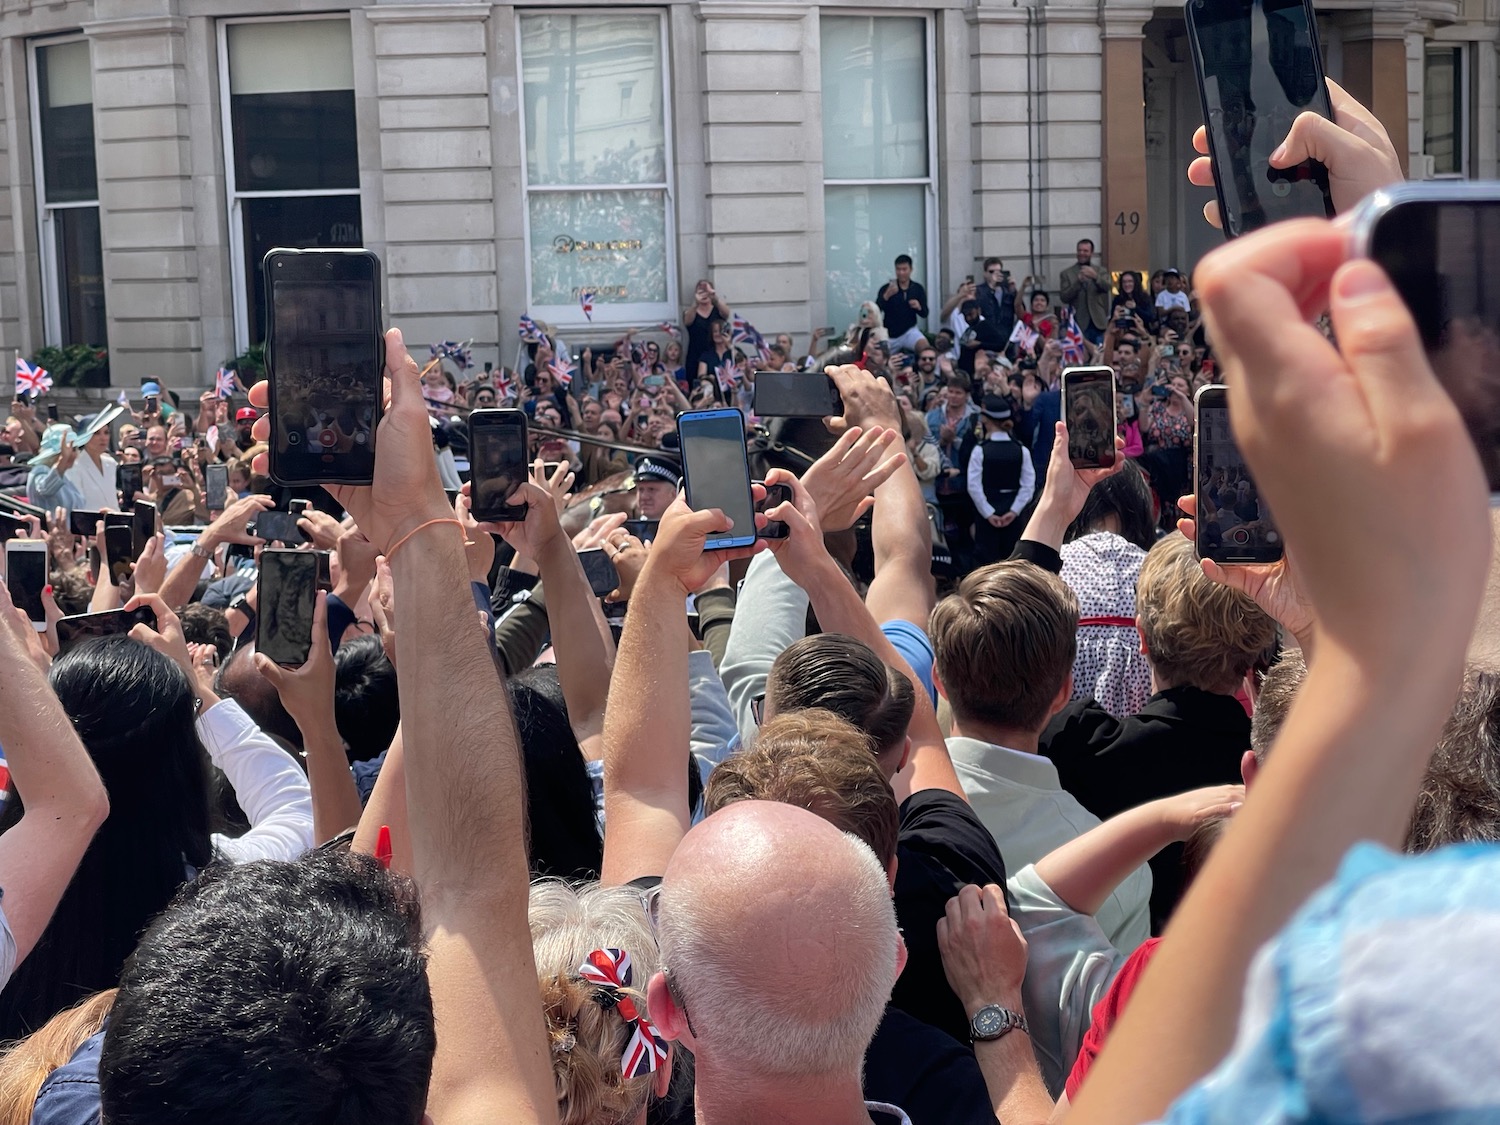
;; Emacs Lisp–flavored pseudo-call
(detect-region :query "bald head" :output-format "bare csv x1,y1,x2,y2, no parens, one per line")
655,801,898,1081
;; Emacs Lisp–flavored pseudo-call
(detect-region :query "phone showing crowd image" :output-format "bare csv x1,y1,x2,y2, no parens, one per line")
204,463,229,512
677,408,757,551
70,510,105,538
1061,366,1117,470
468,409,529,522
264,248,384,487
257,547,319,666
1193,385,1284,565
577,548,620,598
56,606,157,656
103,514,135,587
754,481,794,540
1185,0,1335,238
751,371,840,418
5,539,47,630
117,462,142,504
252,510,308,547
1352,182,1500,500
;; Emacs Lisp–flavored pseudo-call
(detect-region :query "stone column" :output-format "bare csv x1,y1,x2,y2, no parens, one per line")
1100,4,1153,273
0,37,39,356
969,1,1038,276
1342,6,1417,176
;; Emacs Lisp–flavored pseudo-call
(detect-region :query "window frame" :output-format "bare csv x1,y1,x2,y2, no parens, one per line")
1424,42,1469,179
217,13,361,352
819,10,940,332
514,7,678,330
28,33,105,348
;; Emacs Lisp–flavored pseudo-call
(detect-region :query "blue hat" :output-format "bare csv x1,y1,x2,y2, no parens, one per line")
140,381,162,396
31,423,75,467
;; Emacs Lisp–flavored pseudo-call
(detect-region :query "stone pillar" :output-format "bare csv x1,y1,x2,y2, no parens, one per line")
1342,7,1416,176
968,2,1033,274
366,2,499,349
1100,4,1153,274
1034,2,1105,277
85,9,205,385
0,37,39,356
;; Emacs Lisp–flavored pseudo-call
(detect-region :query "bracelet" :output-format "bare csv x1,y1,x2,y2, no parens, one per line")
384,517,470,564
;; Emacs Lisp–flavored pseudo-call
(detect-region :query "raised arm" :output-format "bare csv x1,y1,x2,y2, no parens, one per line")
158,493,273,610
1020,423,1125,556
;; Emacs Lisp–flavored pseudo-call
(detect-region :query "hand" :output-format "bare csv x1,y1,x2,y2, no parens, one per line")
1189,79,1402,229
370,557,397,668
124,593,200,692
54,437,77,473
881,281,898,300
986,513,1007,528
201,493,274,549
1080,265,1098,281
531,456,576,515
936,884,1028,1012
909,298,922,310
185,642,220,698
335,525,380,596
475,481,565,560
800,425,907,532
643,492,764,597
0,584,52,673
454,490,495,586
1155,785,1245,841
254,591,336,726
573,512,628,551
132,533,168,595
1036,422,1126,523
296,508,344,551
826,363,903,434
761,468,831,588
601,529,648,604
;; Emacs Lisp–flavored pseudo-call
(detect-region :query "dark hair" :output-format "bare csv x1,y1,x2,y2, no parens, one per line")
765,634,915,761
101,852,434,1125
1118,270,1141,293
1031,289,1050,304
50,568,93,615
945,372,971,393
214,642,302,751
508,666,604,881
180,603,233,661
334,635,400,764
1078,238,1095,252
0,637,213,1041
1065,460,1156,552
894,254,913,268
982,257,1003,271
960,299,981,317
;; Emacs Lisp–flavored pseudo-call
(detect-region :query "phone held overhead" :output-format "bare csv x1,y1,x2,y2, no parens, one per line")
1193,384,1284,565
677,408,757,551
1061,367,1118,470
469,409,529,523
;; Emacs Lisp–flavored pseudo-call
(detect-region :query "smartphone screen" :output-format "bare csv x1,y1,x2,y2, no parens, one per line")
5,543,47,626
1062,367,1117,469
1188,0,1334,237
677,409,756,550
46,402,58,421
56,606,158,657
0,513,26,540
70,510,105,538
205,464,229,511
623,518,658,542
755,481,793,540
577,547,620,598
253,510,308,546
1194,387,1284,564
132,499,157,558
1366,195,1500,494
257,548,319,666
265,248,383,486
468,409,529,522
117,462,142,502
752,372,839,418
103,522,134,586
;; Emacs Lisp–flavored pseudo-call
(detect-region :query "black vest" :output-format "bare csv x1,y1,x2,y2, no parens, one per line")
980,437,1023,511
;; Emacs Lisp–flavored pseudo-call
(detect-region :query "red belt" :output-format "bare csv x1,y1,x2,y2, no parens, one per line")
1078,616,1137,628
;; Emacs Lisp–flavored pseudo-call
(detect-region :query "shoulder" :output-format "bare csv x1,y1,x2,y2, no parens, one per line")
899,789,1007,882
30,1030,104,1125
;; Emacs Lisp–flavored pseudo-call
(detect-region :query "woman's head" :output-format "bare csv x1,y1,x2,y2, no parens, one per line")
509,667,604,881
1150,269,1167,294
1170,375,1190,398
0,988,115,1125
1119,270,1140,294
1066,459,1156,551
664,340,682,365
856,301,882,328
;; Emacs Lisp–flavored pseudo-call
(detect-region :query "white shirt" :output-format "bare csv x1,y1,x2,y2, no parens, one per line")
0,899,16,993
1155,289,1190,312
197,698,315,862
966,430,1036,519
65,451,118,513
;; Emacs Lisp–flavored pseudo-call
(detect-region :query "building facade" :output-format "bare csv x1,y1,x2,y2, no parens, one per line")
0,0,1494,388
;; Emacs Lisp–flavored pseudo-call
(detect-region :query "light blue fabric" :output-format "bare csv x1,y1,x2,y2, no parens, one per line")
0,895,15,993
26,463,85,515
882,619,936,706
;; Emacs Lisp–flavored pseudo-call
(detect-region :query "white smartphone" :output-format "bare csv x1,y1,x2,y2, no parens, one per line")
5,539,48,631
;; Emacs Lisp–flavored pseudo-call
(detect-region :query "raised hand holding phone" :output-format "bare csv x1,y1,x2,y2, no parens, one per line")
645,492,765,598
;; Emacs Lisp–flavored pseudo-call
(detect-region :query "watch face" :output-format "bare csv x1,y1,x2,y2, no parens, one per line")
973,1006,1006,1038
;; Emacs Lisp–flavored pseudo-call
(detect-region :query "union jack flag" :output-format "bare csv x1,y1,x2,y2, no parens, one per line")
492,367,515,399
518,314,546,344
730,314,769,359
1061,309,1088,366
580,290,595,322
578,949,669,1079
547,358,575,389
1007,319,1039,355
15,358,51,397
430,340,474,370
214,367,237,398
657,321,682,340
716,361,740,395
116,389,130,407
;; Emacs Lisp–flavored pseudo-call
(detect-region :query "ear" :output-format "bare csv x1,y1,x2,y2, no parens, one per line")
1136,622,1149,657
896,735,912,774
1048,672,1074,719
1240,749,1259,789
894,927,909,982
647,971,690,1046
652,1044,675,1099
932,667,949,702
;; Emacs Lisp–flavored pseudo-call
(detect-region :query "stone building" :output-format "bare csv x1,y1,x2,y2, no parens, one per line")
0,0,1492,388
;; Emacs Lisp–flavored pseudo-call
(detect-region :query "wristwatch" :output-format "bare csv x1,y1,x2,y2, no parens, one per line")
190,541,213,560
227,593,253,617
969,1004,1029,1043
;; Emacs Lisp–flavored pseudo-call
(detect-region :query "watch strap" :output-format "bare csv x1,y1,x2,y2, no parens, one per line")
969,1004,1029,1043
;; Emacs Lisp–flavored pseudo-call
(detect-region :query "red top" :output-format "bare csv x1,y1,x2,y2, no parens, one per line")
1064,937,1162,1100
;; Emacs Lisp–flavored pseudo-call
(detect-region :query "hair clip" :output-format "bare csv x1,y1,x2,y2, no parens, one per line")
578,948,669,1079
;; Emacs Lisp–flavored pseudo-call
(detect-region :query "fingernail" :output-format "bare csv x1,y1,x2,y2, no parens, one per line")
1269,142,1288,164
1335,260,1388,302
43,585,52,595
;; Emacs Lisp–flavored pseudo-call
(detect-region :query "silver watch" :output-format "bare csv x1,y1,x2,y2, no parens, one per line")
969,1004,1028,1043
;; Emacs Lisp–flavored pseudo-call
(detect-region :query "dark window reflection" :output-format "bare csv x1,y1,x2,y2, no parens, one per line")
230,90,359,192
36,43,98,205
55,206,107,346
242,195,363,345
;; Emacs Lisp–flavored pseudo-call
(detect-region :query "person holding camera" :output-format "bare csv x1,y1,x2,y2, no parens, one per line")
977,257,1018,342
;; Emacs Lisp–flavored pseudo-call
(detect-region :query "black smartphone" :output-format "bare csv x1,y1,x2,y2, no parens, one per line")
751,372,841,418
468,409,529,522
1353,183,1500,497
251,509,308,546
117,461,142,503
677,409,756,551
1185,0,1335,237
577,547,620,598
103,518,135,586
289,499,311,515
205,463,229,511
264,247,384,486
754,481,793,540
257,547,320,666
4,540,47,630
55,606,157,656
0,494,49,528
46,401,58,421
1193,385,1283,565
144,394,159,415
313,549,333,593
70,509,105,538
623,518,658,542
132,499,157,558
1062,367,1117,470
0,512,27,540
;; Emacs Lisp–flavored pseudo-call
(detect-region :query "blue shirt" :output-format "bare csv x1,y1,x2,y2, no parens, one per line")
883,620,936,707
29,1029,102,1125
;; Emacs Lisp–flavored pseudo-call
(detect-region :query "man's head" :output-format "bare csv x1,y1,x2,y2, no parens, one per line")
334,634,401,763
894,254,913,283
1164,268,1184,292
914,345,938,377
633,455,681,519
944,372,971,409
1166,308,1190,336
930,562,1079,735
961,298,981,325
180,603,233,661
100,852,434,1125
234,408,257,443
581,399,602,432
763,635,914,774
983,257,1005,287
472,386,497,409
144,426,168,458
1076,239,1095,265
1136,535,1277,696
649,802,899,1083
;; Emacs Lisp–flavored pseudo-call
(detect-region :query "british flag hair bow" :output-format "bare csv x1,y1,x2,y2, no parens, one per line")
578,948,669,1079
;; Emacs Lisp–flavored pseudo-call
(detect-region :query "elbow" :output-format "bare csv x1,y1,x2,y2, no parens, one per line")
79,778,111,834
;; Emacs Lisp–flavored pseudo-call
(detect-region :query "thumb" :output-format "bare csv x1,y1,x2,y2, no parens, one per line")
384,327,422,417
1326,260,1435,426
252,652,286,688
1270,110,1363,173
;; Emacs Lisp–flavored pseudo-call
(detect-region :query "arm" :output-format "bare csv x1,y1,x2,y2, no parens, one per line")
914,283,930,318
1059,268,1082,305
968,443,995,520
197,698,316,862
688,647,740,780
718,550,810,741
693,579,735,670
1021,423,1125,554
158,494,274,610
1010,446,1036,516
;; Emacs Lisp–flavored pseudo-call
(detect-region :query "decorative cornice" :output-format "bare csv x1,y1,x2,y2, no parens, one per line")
693,0,810,17
362,3,490,23
82,13,189,39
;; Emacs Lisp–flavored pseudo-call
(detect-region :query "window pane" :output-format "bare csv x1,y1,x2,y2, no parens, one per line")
54,205,107,351
1424,47,1461,176
527,189,667,306
824,183,926,335
241,195,363,345
821,16,928,181
37,41,97,204
227,20,354,95
521,13,666,186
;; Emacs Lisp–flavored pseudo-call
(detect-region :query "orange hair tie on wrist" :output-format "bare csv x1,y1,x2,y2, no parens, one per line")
383,517,469,563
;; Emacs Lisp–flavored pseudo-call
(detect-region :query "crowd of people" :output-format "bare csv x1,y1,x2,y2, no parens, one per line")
0,75,1497,1125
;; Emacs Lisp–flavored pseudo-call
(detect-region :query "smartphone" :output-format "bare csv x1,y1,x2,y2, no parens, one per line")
1061,367,1117,470
205,463,229,511
55,605,158,656
755,481,794,540
264,247,384,486
46,401,58,422
1160,344,1178,359
1185,0,1335,237
251,509,308,546
144,394,159,415
577,547,620,598
468,409,529,522
117,461,142,503
0,513,26,540
643,374,667,388
257,547,320,666
752,372,841,418
313,549,333,593
623,518,658,542
289,499,312,516
1352,181,1500,498
132,499,157,558
1193,385,1283,565
4,540,47,630
0,494,48,528
677,408,756,551
102,517,135,586
69,510,105,538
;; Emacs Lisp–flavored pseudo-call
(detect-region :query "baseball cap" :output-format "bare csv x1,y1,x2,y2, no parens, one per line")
140,381,162,397
235,408,258,422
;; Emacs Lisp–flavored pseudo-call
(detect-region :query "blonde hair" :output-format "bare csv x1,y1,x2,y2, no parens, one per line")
1136,535,1277,695
530,880,667,1125
0,989,114,1125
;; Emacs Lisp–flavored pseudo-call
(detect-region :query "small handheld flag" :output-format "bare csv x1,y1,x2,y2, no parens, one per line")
15,358,51,397
580,291,595,322
547,358,575,389
214,367,237,398
1061,309,1088,366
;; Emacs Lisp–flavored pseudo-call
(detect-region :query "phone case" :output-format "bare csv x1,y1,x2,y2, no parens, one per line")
677,408,757,551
